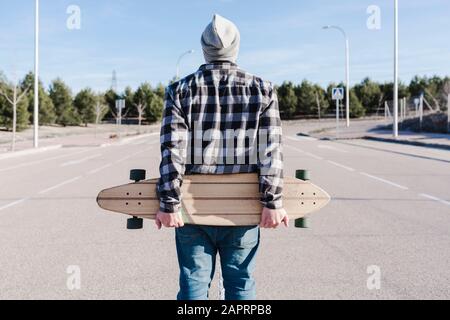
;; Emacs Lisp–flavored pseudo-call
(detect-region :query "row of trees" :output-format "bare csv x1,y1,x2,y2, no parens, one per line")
0,72,165,133
2,72,449,135
277,75,450,119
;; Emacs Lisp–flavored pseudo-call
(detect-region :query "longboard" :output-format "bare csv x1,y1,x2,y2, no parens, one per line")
97,169,330,229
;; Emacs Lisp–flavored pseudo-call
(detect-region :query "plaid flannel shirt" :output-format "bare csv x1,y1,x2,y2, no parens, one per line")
157,62,283,213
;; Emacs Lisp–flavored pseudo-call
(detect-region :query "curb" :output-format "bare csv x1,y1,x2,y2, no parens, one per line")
0,145,63,161
363,136,450,151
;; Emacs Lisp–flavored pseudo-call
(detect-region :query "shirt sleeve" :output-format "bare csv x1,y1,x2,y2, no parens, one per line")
258,87,284,210
157,87,188,213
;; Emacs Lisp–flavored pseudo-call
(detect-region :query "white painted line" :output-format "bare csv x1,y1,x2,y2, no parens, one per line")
284,145,306,154
419,194,450,207
115,148,150,164
285,144,323,160
0,145,62,161
318,145,348,153
286,135,317,142
327,160,355,172
304,152,324,160
0,149,93,173
100,133,159,147
115,155,133,164
360,172,409,190
61,154,102,167
0,198,28,212
88,163,113,175
38,176,82,195
132,141,148,145
117,132,160,146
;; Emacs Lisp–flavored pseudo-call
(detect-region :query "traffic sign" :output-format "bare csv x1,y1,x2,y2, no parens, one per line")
331,88,344,140
332,88,344,100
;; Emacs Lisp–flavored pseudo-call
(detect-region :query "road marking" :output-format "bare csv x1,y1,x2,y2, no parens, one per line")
88,164,113,175
115,148,151,164
360,172,409,190
318,145,348,153
285,145,306,154
0,149,93,173
327,160,355,172
132,138,160,146
285,144,323,160
0,198,28,212
38,176,82,195
286,135,317,142
115,155,133,164
419,194,450,207
61,154,102,167
132,141,148,145
304,152,324,160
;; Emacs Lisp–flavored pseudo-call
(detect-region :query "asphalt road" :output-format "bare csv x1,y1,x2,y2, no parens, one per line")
1,126,449,300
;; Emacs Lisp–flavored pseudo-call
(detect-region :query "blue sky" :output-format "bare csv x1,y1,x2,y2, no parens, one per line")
0,0,449,93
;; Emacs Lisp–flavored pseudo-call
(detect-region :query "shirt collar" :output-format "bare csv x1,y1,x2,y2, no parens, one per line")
199,61,238,71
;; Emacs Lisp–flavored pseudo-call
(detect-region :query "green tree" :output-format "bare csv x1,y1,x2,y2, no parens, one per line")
277,82,297,119
104,89,120,119
93,94,108,137
295,80,317,116
130,83,155,130
49,78,80,126
21,72,56,125
154,83,166,100
146,95,164,123
123,86,136,118
74,88,96,126
409,75,446,110
442,77,450,111
353,78,383,114
348,89,365,118
0,79,30,132
380,81,409,101
313,84,329,118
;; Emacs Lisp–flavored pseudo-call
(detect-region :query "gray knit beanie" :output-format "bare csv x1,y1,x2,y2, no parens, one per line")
201,14,240,63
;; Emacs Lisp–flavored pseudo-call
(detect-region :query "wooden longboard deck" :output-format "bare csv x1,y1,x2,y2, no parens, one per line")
97,173,330,226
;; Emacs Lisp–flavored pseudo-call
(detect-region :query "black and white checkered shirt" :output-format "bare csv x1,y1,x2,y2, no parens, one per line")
157,62,283,213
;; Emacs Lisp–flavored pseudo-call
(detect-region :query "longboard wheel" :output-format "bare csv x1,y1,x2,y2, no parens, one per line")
127,216,144,230
295,218,308,229
296,170,310,181
130,169,146,182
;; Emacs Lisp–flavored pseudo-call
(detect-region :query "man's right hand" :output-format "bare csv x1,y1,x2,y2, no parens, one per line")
155,211,185,229
260,207,289,229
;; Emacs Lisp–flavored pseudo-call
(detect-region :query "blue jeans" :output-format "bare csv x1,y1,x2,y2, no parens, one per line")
176,224,260,300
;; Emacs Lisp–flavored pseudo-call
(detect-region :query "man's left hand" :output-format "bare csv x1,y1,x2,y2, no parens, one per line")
155,211,185,229
260,207,289,229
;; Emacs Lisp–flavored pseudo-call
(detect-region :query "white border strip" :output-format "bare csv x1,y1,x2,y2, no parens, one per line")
360,172,409,190
39,176,82,195
419,193,450,207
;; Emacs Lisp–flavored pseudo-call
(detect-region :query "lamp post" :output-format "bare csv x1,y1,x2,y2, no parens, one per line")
393,0,399,138
34,0,40,148
323,25,350,128
176,50,194,80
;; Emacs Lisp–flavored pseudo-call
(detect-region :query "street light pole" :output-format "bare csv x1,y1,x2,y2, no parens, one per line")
393,0,399,139
176,50,194,80
323,25,350,127
34,0,39,148
345,36,350,128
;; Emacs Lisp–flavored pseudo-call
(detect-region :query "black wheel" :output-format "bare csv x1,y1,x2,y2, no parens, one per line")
295,218,308,229
296,170,310,181
127,216,144,230
130,169,146,182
